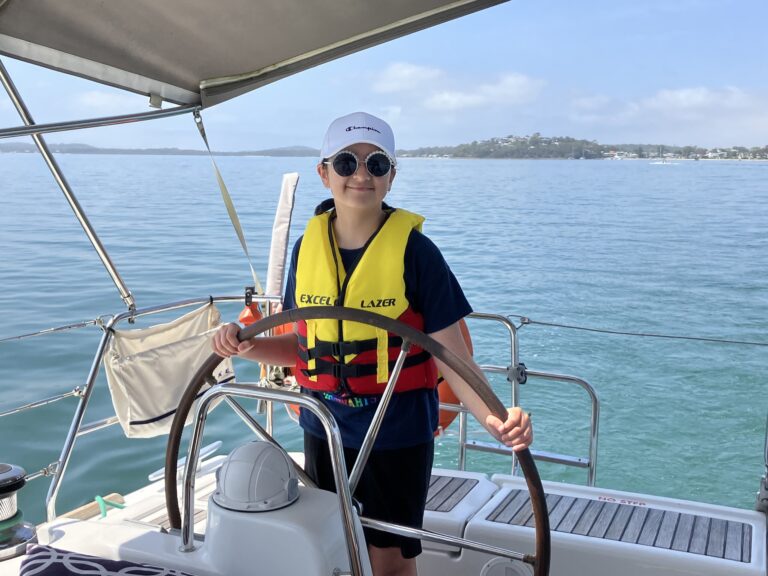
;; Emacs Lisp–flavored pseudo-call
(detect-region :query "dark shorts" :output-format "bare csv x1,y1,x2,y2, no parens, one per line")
303,432,435,559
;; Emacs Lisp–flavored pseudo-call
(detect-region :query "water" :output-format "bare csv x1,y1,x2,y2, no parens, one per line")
1,154,766,524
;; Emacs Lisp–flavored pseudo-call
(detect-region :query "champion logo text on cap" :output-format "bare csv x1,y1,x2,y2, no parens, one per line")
320,112,396,161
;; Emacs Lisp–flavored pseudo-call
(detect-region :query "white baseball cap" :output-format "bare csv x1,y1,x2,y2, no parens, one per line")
320,112,396,160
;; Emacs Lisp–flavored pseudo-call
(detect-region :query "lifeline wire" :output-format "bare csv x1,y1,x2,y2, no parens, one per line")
508,314,767,347
4,314,765,348
0,319,101,343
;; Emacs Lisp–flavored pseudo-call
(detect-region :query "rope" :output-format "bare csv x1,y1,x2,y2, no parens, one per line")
508,314,767,347
95,495,125,518
194,110,264,296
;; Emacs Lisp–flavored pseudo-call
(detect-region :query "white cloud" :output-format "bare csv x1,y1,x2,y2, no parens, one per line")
424,73,544,111
371,65,544,114
568,97,639,126
372,63,443,93
380,105,403,123
426,91,485,111
641,86,753,116
571,95,612,111
571,86,761,124
568,87,768,146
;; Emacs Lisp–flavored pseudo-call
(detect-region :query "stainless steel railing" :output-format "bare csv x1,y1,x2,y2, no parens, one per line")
0,300,601,522
180,383,366,576
449,312,601,486
0,294,281,520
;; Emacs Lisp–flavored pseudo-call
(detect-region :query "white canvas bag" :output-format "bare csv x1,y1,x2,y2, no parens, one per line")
104,302,234,438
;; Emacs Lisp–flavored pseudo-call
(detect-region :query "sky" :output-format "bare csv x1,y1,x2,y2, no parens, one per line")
1,0,766,151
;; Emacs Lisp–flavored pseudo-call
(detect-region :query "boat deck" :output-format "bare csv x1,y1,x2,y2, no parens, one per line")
425,477,752,563
119,469,753,565
420,470,764,576
6,464,761,576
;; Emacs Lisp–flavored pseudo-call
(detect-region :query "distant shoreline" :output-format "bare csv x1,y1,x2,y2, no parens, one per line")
2,148,765,163
0,143,320,157
1,141,766,161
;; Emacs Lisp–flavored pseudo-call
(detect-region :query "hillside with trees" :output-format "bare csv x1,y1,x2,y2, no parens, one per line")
400,133,768,160
2,136,766,160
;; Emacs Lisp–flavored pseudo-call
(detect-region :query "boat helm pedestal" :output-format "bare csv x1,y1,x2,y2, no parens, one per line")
204,441,368,576
0,463,37,560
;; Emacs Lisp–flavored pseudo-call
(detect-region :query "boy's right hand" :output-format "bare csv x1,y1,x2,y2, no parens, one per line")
212,322,255,358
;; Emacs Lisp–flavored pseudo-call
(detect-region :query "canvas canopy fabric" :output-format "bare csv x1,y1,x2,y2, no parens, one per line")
104,303,234,438
0,0,506,108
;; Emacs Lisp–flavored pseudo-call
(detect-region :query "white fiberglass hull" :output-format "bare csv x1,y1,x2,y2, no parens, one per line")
2,458,763,576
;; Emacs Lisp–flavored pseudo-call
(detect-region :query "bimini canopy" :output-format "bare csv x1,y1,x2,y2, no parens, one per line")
0,0,506,108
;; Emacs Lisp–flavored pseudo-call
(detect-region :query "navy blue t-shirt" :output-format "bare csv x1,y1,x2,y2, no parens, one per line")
283,227,471,449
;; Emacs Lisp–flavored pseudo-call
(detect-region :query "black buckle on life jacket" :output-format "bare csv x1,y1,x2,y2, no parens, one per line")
301,350,433,380
329,342,344,357
301,361,362,379
298,335,405,360
335,340,368,357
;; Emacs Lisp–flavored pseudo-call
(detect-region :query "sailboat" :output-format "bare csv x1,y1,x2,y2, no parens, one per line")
0,2,764,575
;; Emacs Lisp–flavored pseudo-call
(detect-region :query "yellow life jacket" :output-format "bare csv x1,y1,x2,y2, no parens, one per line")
294,207,437,396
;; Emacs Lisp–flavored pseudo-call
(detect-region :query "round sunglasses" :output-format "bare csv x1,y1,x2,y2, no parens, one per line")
324,150,395,178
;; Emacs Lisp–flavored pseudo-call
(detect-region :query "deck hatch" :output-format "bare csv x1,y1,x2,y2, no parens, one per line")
425,476,479,513
488,489,753,563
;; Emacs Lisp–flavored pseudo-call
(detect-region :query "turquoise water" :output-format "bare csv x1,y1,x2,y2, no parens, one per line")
0,154,766,524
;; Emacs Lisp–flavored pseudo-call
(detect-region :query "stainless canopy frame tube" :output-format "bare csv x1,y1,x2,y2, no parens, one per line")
348,341,411,495
0,104,198,139
359,517,530,563
45,320,115,521
0,57,136,311
180,384,365,576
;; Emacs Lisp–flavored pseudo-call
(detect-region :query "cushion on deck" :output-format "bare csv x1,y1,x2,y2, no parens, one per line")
20,545,198,576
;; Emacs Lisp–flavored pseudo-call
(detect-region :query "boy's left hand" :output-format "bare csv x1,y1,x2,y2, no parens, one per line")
486,407,533,452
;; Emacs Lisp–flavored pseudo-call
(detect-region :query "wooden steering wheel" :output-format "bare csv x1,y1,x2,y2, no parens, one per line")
164,306,550,576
